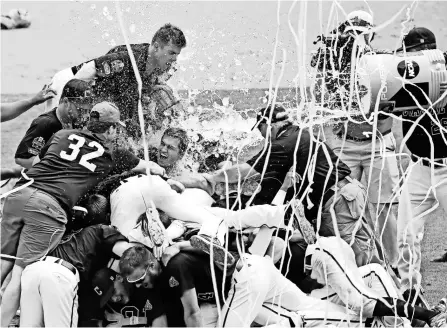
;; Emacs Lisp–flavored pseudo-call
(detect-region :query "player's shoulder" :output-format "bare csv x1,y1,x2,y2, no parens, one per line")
30,108,59,125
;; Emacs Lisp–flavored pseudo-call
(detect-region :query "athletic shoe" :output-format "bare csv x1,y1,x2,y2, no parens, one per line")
433,298,447,313
190,234,236,267
431,252,447,263
429,310,447,327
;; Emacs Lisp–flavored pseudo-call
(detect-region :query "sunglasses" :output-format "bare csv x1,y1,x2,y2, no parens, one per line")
126,264,150,284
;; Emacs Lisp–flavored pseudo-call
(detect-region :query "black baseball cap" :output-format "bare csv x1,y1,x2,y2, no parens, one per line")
252,104,287,130
60,79,94,102
91,268,117,308
397,27,436,52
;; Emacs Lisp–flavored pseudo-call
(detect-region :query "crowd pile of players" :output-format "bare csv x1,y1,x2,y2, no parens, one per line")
1,12,447,328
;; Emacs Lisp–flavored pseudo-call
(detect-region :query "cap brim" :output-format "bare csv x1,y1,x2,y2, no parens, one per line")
99,285,115,308
396,42,421,52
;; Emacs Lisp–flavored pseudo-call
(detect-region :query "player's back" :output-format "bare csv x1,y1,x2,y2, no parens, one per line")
21,129,114,214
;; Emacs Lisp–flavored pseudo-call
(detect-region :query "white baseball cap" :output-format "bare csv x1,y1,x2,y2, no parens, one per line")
347,10,373,25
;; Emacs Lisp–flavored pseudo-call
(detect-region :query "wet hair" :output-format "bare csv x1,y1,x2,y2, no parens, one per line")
119,245,157,277
152,23,186,48
161,127,189,155
85,194,110,225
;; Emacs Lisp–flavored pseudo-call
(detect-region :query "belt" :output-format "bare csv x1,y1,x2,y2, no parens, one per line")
41,256,77,276
322,177,351,206
411,154,447,168
336,129,391,142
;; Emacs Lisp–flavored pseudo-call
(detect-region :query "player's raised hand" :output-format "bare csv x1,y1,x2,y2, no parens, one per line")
146,161,166,177
161,244,180,266
31,84,57,105
167,179,185,193
280,167,301,190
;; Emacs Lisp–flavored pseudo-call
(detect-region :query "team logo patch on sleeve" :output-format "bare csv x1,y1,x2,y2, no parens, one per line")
111,60,125,73
169,276,179,287
29,136,45,155
103,62,111,75
144,299,152,311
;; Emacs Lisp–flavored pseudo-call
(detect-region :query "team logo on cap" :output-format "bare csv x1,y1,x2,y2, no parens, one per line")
111,60,124,73
169,276,179,287
103,62,111,75
397,60,420,80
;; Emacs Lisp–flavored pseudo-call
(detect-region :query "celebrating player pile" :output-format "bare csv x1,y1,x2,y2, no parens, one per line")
1,10,447,328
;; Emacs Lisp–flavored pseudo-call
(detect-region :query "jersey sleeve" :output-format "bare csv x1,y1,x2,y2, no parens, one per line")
246,139,293,175
164,253,196,297
110,148,140,175
15,115,57,159
94,53,131,78
100,225,128,253
38,133,58,159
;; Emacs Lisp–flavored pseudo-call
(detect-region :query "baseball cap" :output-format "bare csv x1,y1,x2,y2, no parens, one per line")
90,101,126,127
60,79,94,102
252,104,287,130
345,10,373,33
397,27,436,52
92,268,117,308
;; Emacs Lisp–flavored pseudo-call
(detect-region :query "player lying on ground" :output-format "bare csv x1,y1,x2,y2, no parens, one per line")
119,244,365,328
305,236,447,327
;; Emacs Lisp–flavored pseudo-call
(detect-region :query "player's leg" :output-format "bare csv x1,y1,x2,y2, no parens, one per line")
1,264,24,327
19,262,45,327
0,188,30,285
433,165,447,216
319,179,381,267
1,189,67,326
199,302,219,327
40,261,80,327
308,237,381,319
364,133,400,267
219,255,273,327
397,163,435,293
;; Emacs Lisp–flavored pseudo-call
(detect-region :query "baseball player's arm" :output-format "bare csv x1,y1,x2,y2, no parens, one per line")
0,85,56,123
73,60,97,81
181,288,203,327
16,157,35,169
204,163,258,194
131,159,166,176
151,314,168,327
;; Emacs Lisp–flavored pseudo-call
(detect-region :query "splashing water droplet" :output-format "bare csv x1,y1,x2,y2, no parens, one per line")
235,59,242,66
199,64,205,71
103,6,110,17
90,4,96,10
93,19,99,25
129,24,136,34
109,39,116,46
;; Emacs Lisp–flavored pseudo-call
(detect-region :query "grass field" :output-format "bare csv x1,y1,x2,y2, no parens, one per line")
1,92,446,306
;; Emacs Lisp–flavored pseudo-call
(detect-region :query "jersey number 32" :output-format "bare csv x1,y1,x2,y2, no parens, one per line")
60,134,104,172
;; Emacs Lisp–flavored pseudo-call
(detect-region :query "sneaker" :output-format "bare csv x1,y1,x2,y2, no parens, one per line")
433,298,447,313
431,252,447,263
190,235,236,267
429,311,447,327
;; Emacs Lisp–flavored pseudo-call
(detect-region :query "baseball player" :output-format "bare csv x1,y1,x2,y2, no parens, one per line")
119,245,363,328
81,267,167,327
204,104,380,267
320,10,401,269
304,236,447,327
394,27,447,303
14,79,93,170
0,102,160,327
19,221,131,327
47,24,186,137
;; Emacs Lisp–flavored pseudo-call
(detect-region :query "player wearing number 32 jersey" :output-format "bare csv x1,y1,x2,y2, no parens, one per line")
0,102,144,327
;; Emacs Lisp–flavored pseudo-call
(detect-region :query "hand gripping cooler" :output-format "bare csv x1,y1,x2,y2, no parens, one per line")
357,49,447,113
